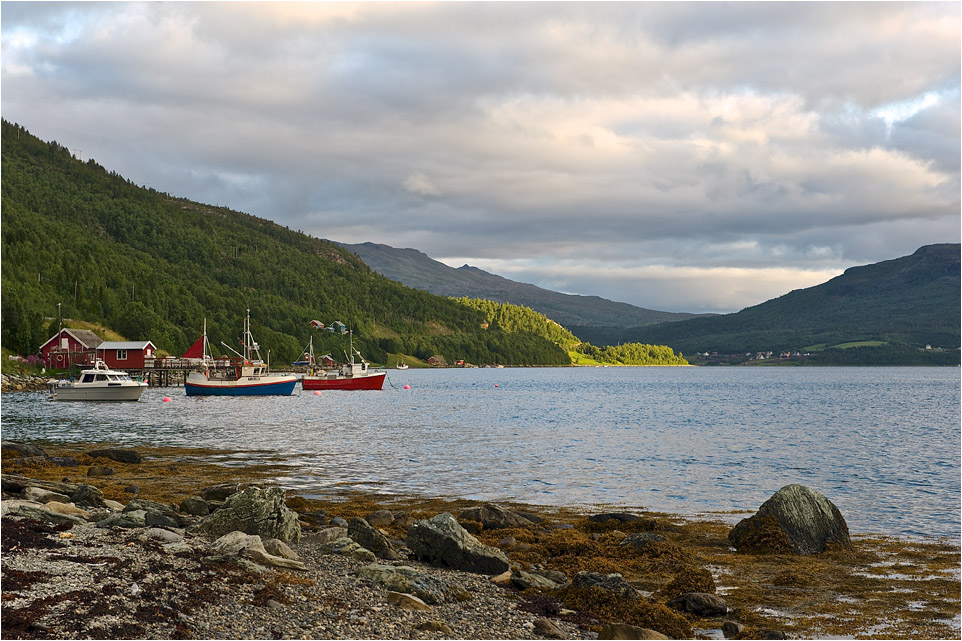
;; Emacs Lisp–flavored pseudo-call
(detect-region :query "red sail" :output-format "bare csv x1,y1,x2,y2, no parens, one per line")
182,336,205,359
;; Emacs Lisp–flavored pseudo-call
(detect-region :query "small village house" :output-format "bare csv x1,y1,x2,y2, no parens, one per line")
40,328,103,369
95,341,157,370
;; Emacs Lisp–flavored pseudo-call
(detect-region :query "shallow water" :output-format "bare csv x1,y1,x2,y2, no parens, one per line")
3,366,959,540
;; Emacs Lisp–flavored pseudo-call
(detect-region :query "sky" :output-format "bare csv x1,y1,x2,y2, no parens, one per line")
2,2,959,313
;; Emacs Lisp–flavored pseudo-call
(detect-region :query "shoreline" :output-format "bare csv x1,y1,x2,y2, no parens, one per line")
2,440,960,639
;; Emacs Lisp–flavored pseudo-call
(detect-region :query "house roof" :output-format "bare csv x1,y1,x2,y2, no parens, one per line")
40,328,103,351
97,341,156,350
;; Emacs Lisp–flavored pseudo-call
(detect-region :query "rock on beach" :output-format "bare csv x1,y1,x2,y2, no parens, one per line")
729,484,852,554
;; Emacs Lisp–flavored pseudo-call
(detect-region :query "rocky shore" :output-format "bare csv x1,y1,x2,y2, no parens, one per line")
0,374,50,393
2,441,959,640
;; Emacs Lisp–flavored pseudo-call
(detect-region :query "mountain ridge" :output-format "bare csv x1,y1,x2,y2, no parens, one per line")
630,243,960,360
337,241,710,345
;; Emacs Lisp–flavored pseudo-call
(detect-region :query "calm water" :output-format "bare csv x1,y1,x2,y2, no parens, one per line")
2,367,959,541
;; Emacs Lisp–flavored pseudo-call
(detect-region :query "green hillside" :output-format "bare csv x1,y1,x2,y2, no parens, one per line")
629,244,961,364
0,120,571,367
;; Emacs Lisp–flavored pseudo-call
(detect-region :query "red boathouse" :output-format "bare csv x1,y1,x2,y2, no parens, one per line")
95,341,157,370
40,328,103,370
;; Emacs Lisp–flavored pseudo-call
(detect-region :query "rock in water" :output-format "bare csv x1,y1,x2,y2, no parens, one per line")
728,484,852,554
196,486,301,544
407,512,509,574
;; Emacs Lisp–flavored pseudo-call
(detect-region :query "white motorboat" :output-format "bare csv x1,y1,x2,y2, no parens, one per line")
48,360,148,401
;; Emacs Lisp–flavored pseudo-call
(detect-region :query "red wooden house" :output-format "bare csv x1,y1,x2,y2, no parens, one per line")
95,341,157,370
40,329,103,370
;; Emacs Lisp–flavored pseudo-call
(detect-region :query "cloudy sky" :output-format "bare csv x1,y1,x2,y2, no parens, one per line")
2,2,959,313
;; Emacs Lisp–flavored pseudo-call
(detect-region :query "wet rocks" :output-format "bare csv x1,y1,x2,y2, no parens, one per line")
458,503,535,529
620,531,666,548
729,484,852,555
1,441,48,458
86,448,143,464
571,571,639,599
407,512,510,575
195,486,301,544
86,465,115,477
666,591,728,617
589,512,644,524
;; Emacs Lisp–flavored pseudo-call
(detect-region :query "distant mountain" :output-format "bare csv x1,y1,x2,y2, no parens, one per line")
337,242,709,345
628,243,961,363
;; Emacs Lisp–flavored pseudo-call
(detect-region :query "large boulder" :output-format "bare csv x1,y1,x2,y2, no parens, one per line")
458,503,534,529
729,484,852,555
196,486,301,544
407,512,509,574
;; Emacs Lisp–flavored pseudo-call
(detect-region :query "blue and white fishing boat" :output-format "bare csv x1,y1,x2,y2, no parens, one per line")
185,313,296,396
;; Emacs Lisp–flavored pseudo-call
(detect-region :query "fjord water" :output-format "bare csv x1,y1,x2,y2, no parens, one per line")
3,367,959,541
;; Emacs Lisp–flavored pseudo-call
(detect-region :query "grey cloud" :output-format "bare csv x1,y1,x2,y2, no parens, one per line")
2,2,958,313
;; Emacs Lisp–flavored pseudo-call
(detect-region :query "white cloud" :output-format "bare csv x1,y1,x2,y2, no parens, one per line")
402,172,441,197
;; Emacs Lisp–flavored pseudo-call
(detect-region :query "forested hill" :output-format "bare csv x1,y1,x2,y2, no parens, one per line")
338,241,709,346
627,243,961,364
0,120,573,366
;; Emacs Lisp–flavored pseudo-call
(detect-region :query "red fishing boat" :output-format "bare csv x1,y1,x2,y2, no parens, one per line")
299,332,386,391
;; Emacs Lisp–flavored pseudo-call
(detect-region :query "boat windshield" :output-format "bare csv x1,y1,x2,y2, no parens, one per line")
95,374,108,381
81,374,94,383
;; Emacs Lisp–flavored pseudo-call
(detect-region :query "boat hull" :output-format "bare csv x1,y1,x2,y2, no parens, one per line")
50,383,147,402
302,371,386,391
185,374,297,396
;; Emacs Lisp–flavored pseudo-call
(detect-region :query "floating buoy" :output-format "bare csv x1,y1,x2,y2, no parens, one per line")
313,390,321,396
403,385,411,390
494,384,499,388
162,397,172,403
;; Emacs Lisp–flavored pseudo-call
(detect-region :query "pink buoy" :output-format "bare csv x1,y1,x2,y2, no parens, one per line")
494,384,499,388
403,384,411,390
162,397,172,402
313,390,321,396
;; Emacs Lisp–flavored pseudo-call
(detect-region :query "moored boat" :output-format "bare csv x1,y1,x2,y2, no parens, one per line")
47,360,148,401
185,313,296,397
300,331,386,391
